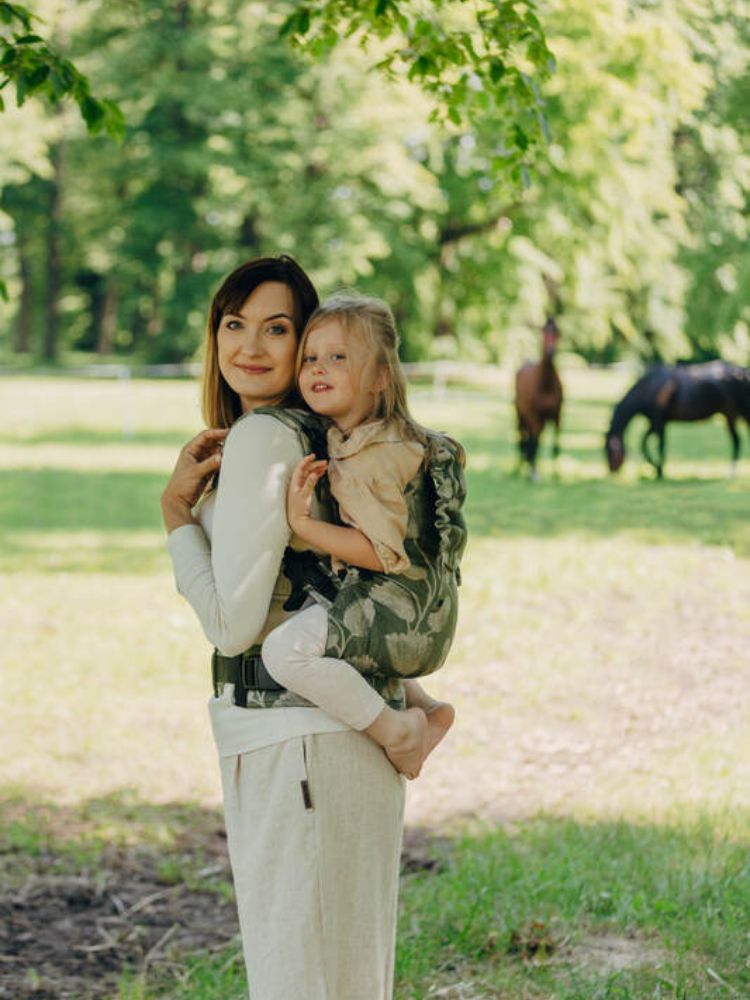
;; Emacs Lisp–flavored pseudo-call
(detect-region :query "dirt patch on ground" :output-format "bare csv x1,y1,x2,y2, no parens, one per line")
0,826,444,999
0,833,237,999
565,931,667,975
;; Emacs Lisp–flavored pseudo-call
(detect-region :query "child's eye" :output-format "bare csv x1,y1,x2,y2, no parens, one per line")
303,354,316,364
331,353,346,361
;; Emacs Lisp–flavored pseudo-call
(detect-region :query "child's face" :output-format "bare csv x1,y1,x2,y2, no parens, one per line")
298,320,384,432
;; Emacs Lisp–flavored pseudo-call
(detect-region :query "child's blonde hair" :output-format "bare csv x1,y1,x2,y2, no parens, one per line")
297,292,428,444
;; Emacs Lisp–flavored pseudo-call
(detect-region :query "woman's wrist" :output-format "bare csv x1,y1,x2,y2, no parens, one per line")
288,512,311,543
161,493,195,533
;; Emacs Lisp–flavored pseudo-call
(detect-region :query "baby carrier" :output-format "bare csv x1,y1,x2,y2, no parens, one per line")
212,407,467,709
284,424,468,681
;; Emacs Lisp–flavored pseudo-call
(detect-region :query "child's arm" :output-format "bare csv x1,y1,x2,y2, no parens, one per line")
287,454,385,572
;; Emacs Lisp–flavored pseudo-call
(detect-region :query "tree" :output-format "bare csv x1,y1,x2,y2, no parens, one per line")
390,0,750,365
676,3,750,362
4,0,749,365
1,0,554,359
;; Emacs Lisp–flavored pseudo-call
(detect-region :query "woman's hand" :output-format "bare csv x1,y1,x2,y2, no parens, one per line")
161,428,229,533
286,454,327,535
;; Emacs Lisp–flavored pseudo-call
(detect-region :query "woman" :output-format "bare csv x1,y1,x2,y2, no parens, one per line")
161,256,405,1000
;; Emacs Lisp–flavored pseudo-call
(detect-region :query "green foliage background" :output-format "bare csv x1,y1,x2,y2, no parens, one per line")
1,0,749,366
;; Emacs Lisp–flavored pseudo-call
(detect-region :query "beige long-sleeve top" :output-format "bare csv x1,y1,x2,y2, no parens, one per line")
327,420,424,574
166,413,348,758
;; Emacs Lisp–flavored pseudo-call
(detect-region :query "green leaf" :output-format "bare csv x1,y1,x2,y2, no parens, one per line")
15,67,27,104
489,58,505,83
13,33,43,44
0,3,31,29
101,98,126,140
24,62,49,91
47,68,66,98
513,124,529,152
408,54,433,80
280,7,310,38
80,94,105,129
447,103,461,125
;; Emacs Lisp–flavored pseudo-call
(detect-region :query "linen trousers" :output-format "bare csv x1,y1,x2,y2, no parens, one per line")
219,728,406,1000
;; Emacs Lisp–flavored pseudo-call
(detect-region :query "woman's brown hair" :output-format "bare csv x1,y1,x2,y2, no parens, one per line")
202,256,319,428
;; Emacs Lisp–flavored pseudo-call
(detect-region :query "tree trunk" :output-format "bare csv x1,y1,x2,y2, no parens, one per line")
97,282,119,355
43,141,64,362
14,244,33,353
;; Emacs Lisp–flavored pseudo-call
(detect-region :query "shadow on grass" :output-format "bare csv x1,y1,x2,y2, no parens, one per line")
3,790,749,999
466,466,750,554
0,468,165,532
0,468,169,572
2,456,750,575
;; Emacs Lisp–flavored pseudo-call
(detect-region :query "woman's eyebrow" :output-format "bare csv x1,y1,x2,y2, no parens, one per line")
223,311,294,321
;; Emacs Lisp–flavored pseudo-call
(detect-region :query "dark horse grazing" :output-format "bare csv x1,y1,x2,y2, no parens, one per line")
515,317,564,479
605,361,750,478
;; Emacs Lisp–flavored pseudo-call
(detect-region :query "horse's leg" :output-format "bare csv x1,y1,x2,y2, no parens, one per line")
552,414,561,461
528,433,540,481
725,415,739,478
641,425,659,477
515,412,530,472
656,425,666,479
641,423,665,478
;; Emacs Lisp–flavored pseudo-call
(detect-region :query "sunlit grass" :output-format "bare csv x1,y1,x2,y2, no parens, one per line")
1,371,748,815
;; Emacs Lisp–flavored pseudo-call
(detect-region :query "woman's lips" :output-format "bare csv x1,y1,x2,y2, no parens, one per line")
236,364,271,374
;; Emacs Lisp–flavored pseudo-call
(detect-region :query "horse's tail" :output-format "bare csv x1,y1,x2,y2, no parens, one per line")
734,368,750,422
720,364,750,421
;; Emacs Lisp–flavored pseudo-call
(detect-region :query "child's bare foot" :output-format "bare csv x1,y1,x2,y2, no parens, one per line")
423,701,455,759
383,707,428,780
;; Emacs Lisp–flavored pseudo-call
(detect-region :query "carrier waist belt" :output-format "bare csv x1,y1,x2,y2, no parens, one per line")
211,650,285,705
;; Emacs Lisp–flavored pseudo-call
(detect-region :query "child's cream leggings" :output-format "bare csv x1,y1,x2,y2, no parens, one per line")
262,603,386,729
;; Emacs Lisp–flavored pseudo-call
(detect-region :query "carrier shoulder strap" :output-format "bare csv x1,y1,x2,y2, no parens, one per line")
249,405,330,459
250,406,340,610
423,430,468,577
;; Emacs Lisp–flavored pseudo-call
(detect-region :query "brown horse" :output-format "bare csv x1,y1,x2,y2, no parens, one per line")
514,318,564,478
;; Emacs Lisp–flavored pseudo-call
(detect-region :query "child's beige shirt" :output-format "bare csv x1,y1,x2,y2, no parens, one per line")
326,419,424,574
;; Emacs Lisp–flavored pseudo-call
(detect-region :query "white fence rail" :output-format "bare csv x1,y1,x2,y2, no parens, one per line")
0,360,508,393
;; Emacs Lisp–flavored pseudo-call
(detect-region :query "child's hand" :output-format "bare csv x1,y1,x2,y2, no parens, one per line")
287,454,328,532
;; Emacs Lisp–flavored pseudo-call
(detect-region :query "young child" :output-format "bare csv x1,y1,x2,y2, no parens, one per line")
262,293,463,778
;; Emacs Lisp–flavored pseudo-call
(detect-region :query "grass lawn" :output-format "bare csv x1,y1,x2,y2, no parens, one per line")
1,367,749,999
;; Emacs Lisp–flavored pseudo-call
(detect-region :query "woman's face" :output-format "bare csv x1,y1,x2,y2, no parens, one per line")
217,282,298,412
